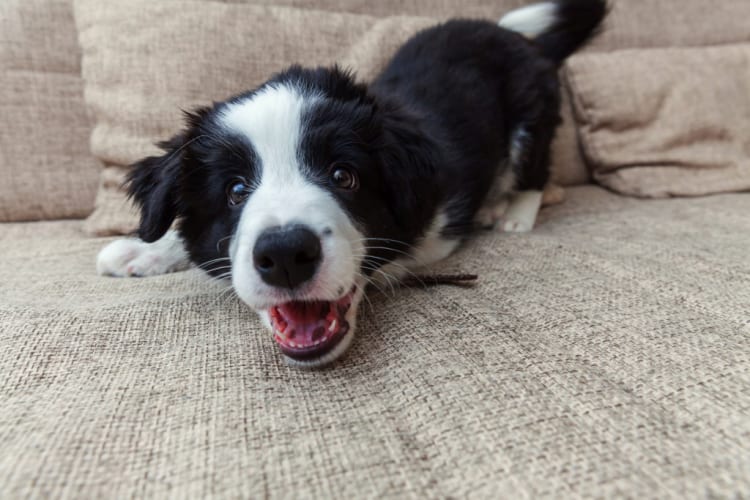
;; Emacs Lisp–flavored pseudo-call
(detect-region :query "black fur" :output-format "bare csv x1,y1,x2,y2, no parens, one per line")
127,0,606,275
534,0,608,62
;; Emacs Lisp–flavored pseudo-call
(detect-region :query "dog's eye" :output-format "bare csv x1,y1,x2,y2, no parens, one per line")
226,179,250,206
330,165,358,191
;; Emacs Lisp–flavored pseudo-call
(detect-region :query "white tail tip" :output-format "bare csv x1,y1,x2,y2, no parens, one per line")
498,2,558,38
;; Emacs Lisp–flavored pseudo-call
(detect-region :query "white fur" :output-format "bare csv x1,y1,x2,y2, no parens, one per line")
220,83,365,321
510,126,531,168
475,165,516,228
476,198,510,228
378,210,460,285
499,190,543,233
96,230,190,277
498,2,558,38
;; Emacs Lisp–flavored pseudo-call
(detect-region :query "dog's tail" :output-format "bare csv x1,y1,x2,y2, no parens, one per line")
498,0,607,63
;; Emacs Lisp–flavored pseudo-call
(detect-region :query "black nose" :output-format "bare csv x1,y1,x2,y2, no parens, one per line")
253,225,322,289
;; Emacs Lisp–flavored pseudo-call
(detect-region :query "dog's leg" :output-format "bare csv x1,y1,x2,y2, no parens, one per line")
497,190,543,233
480,181,562,233
96,230,191,277
476,198,510,229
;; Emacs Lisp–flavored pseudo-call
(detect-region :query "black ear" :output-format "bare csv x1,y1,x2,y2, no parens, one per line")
126,134,185,242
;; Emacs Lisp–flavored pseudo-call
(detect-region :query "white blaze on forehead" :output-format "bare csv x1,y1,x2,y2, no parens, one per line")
220,83,311,179
218,82,332,231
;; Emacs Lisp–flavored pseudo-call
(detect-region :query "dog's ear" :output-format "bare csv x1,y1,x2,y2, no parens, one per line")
127,134,186,243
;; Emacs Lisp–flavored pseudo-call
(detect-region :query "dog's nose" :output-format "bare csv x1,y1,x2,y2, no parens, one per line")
253,225,322,289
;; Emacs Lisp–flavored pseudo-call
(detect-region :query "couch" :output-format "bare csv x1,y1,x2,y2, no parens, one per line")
1,0,748,497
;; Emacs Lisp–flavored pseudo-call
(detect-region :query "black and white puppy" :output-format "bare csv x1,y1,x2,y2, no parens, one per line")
98,0,606,367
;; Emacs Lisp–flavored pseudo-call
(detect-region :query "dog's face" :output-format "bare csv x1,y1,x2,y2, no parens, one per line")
128,67,438,366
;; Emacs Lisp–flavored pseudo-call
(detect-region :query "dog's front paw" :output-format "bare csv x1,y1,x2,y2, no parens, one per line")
96,233,189,277
498,217,534,233
476,199,510,229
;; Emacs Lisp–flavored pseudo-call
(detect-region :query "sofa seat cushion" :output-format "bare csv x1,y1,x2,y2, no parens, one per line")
1,186,749,497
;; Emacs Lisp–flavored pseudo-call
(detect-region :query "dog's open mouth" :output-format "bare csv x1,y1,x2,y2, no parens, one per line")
269,287,354,361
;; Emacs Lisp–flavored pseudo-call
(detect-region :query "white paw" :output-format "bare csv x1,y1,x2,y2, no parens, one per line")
96,235,189,277
476,200,510,229
498,217,533,233
475,208,497,229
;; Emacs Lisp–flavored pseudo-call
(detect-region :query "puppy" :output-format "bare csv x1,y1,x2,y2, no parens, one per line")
97,0,606,367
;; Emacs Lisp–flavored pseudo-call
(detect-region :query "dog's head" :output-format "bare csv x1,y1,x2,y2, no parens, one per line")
128,66,439,366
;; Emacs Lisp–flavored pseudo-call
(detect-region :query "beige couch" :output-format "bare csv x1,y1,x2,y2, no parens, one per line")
1,0,749,497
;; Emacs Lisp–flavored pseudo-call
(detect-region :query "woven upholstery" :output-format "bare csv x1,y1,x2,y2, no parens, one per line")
1,186,748,497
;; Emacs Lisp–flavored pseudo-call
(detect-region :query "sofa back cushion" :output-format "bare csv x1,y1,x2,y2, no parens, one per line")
559,0,750,198
75,0,750,235
0,0,99,222
566,44,750,198
583,0,750,52
74,0,586,236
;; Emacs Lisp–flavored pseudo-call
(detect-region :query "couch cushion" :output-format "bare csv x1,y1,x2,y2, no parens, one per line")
566,44,750,197
1,186,749,496
73,0,588,237
215,0,528,18
584,0,750,52
0,0,99,222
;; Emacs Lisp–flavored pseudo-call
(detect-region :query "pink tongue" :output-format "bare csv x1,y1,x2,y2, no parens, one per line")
275,301,336,347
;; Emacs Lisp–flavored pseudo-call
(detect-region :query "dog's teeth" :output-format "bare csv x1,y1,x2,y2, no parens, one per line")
329,319,337,332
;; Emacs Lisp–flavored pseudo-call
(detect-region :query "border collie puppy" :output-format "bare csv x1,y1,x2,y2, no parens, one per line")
98,0,607,367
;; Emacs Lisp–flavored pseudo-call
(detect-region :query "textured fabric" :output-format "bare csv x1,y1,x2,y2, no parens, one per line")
216,0,750,48
584,0,750,52
1,186,749,497
74,0,590,237
566,44,750,198
0,0,99,222
214,0,529,18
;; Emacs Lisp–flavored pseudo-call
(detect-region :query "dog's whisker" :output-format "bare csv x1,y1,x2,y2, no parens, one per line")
354,236,417,246
202,263,232,270
361,245,426,264
354,252,429,280
199,256,231,264
359,265,400,298
356,268,392,298
371,267,405,295
362,265,395,296
201,268,233,277
354,253,422,278
214,283,238,306
201,268,233,280
354,273,378,313
197,257,231,269
354,253,419,284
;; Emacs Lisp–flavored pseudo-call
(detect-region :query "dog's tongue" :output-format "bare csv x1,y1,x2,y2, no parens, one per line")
271,300,341,350
277,302,333,347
